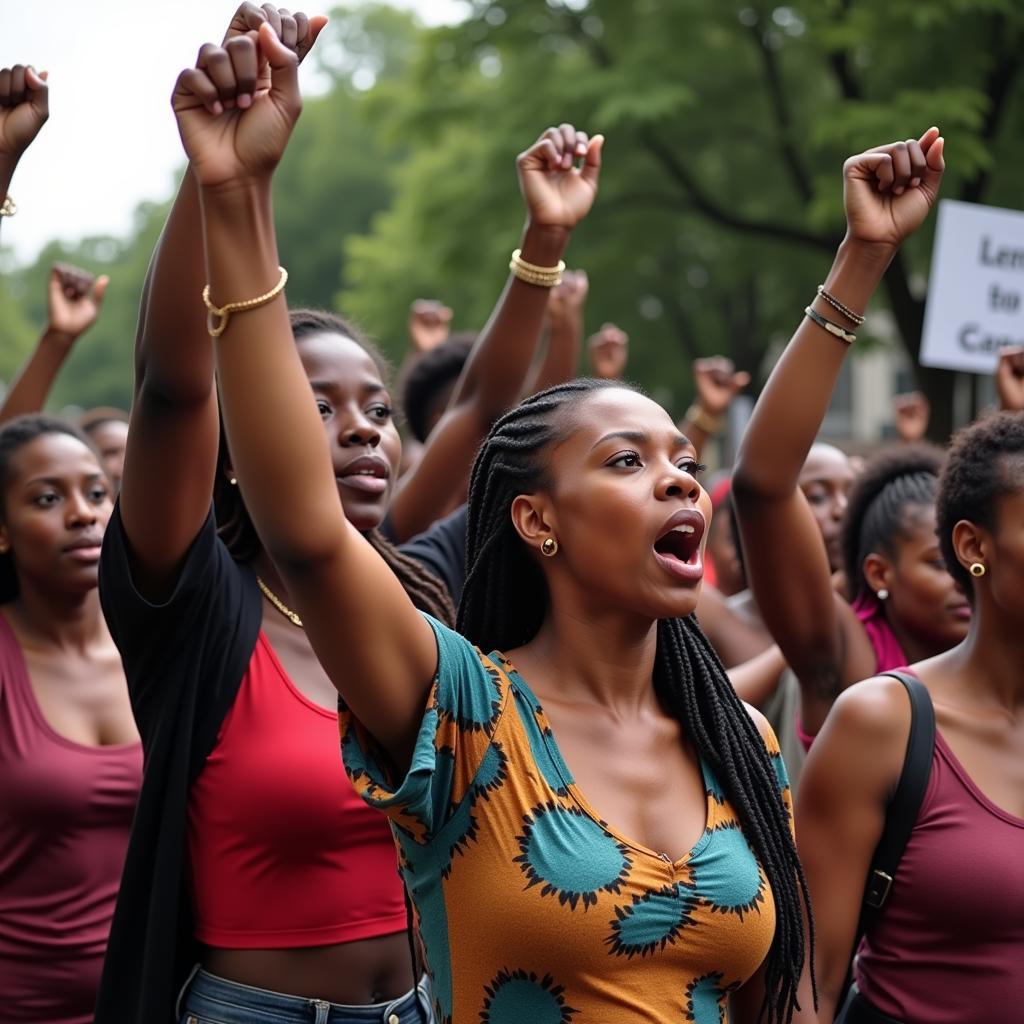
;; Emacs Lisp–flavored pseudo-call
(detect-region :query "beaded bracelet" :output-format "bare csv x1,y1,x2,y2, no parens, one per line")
816,284,865,326
509,248,565,288
203,266,289,338
805,305,856,345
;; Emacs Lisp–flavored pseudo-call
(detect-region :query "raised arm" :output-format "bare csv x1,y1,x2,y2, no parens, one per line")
678,356,749,459
0,264,108,423
732,130,945,709
120,4,325,596
181,24,435,770
385,125,603,542
528,268,588,394
0,63,48,240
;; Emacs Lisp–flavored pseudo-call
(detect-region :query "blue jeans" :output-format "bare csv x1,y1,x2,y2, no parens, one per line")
177,967,434,1024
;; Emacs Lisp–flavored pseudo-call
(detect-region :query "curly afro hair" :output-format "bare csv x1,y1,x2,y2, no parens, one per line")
937,411,1024,595
841,443,945,601
400,332,476,443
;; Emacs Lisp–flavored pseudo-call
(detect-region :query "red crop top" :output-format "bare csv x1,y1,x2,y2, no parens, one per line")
187,632,407,948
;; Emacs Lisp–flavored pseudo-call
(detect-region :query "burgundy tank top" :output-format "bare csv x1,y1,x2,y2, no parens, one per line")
856,726,1024,1022
0,614,142,1024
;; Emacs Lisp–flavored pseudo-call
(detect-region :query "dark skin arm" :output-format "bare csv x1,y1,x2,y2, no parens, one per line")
386,128,604,543
732,130,945,735
528,269,587,394
677,356,750,459
0,63,48,238
0,264,108,424
794,676,910,1020
120,4,325,598
727,643,787,708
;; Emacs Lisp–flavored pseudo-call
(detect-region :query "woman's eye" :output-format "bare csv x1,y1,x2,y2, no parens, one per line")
33,493,59,507
678,460,707,477
316,400,332,418
89,486,109,503
368,404,392,421
609,451,643,468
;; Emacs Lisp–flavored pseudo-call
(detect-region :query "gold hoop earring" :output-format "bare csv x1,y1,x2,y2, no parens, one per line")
969,562,986,578
541,537,558,557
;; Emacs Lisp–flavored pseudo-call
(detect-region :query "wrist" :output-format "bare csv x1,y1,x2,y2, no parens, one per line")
41,327,76,349
837,234,897,271
520,221,571,266
199,176,274,208
685,403,724,435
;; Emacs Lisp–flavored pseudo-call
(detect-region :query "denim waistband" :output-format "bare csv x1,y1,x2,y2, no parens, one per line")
179,967,432,1024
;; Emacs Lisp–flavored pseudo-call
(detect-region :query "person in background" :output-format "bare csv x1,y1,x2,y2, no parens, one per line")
0,264,109,425
892,391,930,444
0,415,140,1024
797,410,1024,1022
79,408,130,492
731,127,972,748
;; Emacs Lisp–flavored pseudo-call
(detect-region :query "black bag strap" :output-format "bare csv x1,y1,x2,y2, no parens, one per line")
836,670,935,1018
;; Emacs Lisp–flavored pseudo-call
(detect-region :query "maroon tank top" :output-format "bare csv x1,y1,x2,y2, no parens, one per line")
0,614,142,1024
856,726,1024,1022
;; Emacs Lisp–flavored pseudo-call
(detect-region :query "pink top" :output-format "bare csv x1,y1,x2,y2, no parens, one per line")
0,614,142,1024
796,593,908,751
856,726,1024,1021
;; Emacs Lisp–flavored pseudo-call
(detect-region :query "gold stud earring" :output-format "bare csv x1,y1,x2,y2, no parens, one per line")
969,562,986,578
541,537,558,557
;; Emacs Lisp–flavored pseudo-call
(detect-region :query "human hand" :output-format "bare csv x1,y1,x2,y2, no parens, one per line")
0,65,49,168
843,128,945,249
588,322,628,380
892,391,930,442
172,23,305,190
46,263,109,341
516,124,604,232
995,346,1024,412
547,269,589,326
693,356,750,417
408,299,453,353
223,3,327,96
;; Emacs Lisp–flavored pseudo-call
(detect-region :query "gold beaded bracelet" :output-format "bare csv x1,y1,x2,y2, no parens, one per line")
509,248,565,288
0,195,16,218
203,266,289,338
683,403,724,436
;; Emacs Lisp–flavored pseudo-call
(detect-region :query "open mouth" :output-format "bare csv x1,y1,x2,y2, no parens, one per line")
653,509,705,583
336,455,390,496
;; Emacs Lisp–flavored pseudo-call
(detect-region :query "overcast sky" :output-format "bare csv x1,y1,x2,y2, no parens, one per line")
1,0,466,264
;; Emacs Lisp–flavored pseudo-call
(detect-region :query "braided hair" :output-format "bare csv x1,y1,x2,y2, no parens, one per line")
0,414,102,604
458,379,812,1023
840,444,944,602
214,308,455,626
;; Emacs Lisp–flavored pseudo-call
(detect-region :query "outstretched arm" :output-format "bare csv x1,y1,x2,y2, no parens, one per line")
183,24,436,771
0,63,48,239
386,126,603,542
678,356,749,459
528,269,587,394
732,130,945,718
120,4,325,597
0,264,108,423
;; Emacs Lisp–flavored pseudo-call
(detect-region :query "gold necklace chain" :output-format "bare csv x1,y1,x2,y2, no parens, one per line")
256,576,303,628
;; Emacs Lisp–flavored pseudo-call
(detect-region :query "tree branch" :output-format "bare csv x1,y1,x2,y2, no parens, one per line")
639,128,839,252
746,21,815,202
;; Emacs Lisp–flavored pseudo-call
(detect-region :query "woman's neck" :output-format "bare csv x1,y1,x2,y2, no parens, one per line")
515,603,659,714
5,583,104,652
938,601,1024,710
884,606,947,666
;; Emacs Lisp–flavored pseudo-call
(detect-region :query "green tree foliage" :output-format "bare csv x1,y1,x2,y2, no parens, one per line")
2,0,1022,434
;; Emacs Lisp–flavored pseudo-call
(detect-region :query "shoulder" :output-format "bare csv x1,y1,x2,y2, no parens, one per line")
742,701,776,748
822,674,913,748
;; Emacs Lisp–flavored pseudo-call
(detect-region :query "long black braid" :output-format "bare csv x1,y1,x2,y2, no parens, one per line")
213,307,455,626
458,379,813,1023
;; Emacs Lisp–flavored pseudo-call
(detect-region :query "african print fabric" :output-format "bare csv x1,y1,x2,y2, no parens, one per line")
340,616,792,1024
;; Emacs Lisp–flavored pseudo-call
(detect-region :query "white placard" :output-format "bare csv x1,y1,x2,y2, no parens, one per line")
919,199,1024,373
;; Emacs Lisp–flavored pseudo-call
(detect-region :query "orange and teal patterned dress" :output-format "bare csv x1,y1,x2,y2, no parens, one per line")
340,616,793,1024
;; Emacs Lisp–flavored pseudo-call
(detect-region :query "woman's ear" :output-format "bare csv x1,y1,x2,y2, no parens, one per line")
951,519,986,573
861,551,893,598
510,492,558,557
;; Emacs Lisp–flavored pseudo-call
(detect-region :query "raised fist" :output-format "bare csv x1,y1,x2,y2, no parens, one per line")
408,299,453,353
47,263,109,341
996,346,1024,413
516,124,603,232
892,391,930,443
172,23,306,189
547,269,589,325
693,356,750,417
588,322,628,380
843,128,945,249
223,4,327,95
0,65,49,166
